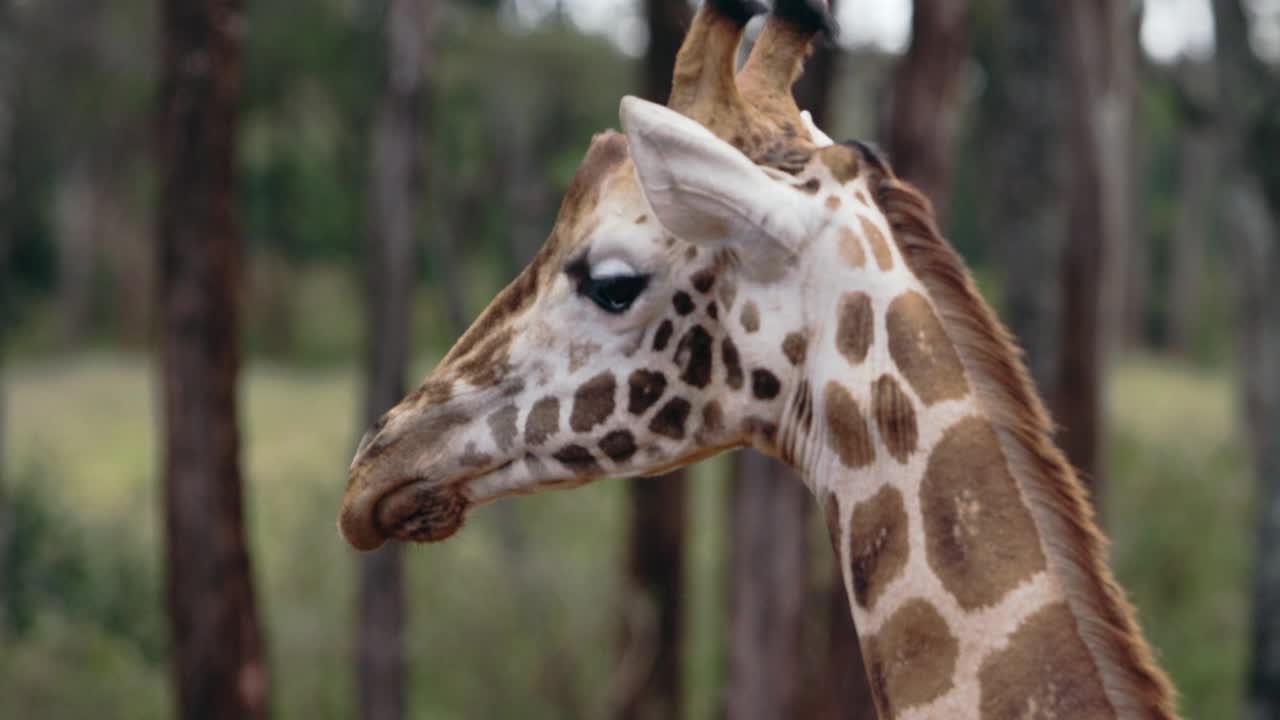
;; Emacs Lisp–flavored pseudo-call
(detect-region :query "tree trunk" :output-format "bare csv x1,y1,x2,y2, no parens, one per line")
978,0,1068,396
723,452,809,720
886,0,972,220
1053,0,1139,499
0,0,15,630
157,1,268,718
1211,2,1280,716
358,2,434,719
1165,73,1217,355
614,3,692,719
54,153,96,347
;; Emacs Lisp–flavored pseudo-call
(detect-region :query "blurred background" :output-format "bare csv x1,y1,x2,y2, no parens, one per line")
1,0,1278,718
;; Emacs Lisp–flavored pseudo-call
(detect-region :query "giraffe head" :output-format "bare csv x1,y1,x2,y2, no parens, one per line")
338,0,874,551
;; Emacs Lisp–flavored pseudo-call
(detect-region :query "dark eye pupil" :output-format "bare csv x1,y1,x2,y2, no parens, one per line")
582,274,648,313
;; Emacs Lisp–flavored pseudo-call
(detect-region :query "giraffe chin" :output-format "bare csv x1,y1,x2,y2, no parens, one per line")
374,480,469,545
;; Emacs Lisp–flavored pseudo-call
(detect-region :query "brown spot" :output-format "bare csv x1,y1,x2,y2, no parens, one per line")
552,444,601,475
568,340,601,373
825,195,842,210
836,292,874,366
635,214,648,224
722,337,744,390
824,492,842,555
599,430,637,463
860,216,894,271
794,177,821,194
886,291,970,405
782,331,808,366
751,369,781,400
649,398,692,439
628,370,667,415
740,301,760,333
838,226,866,268
824,381,875,469
674,325,714,388
921,417,1047,610
673,291,695,315
653,319,674,351
690,269,716,293
864,599,959,716
706,301,718,319
569,372,616,433
872,375,918,463
818,144,861,183
701,400,724,435
848,485,909,610
458,443,492,469
685,246,698,260
979,602,1112,719
855,189,872,206
524,397,560,446
487,404,519,451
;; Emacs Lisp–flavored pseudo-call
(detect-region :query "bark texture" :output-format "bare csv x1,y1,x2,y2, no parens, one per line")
978,0,1067,395
358,2,434,719
156,1,268,717
1054,0,1139,497
613,3,693,719
1211,2,1280,717
886,0,972,219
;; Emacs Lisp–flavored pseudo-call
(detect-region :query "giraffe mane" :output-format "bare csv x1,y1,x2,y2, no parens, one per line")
867,175,1180,718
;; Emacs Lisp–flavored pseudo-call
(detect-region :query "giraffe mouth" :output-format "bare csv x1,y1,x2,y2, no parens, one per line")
339,477,470,551
374,480,470,545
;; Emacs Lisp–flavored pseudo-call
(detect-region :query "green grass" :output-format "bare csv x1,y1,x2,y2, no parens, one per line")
0,352,1253,718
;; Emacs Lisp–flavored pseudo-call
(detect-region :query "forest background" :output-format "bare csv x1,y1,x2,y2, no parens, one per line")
2,0,1280,719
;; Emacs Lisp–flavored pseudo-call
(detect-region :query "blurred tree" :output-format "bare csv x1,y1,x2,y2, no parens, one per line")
1165,60,1219,356
156,0,268,718
1212,1,1280,716
975,0,1067,395
614,3,691,719
0,0,11,631
887,0,971,220
357,2,436,720
1054,0,1140,499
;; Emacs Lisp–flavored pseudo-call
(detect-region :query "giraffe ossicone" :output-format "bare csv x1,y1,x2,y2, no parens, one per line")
338,1,1178,717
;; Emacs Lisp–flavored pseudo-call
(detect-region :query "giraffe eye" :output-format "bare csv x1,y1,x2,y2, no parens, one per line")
580,273,649,314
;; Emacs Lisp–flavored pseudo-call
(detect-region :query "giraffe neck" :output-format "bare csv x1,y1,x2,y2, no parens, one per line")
782,177,1177,719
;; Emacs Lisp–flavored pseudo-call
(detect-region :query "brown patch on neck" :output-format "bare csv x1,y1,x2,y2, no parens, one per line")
980,602,1114,718
885,291,969,405
823,381,875,469
860,216,894,271
863,599,959,717
872,375,918,463
848,485,909,610
835,292,874,366
920,416,1047,610
870,177,1179,716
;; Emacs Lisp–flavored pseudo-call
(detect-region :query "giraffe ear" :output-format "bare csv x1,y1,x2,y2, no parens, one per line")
620,96,805,255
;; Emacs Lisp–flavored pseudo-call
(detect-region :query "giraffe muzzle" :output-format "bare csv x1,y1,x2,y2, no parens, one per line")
338,476,471,551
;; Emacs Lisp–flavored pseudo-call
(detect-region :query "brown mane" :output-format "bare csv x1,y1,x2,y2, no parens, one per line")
867,174,1180,718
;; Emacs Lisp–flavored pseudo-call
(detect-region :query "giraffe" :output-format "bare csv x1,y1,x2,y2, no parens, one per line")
337,1,1179,716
